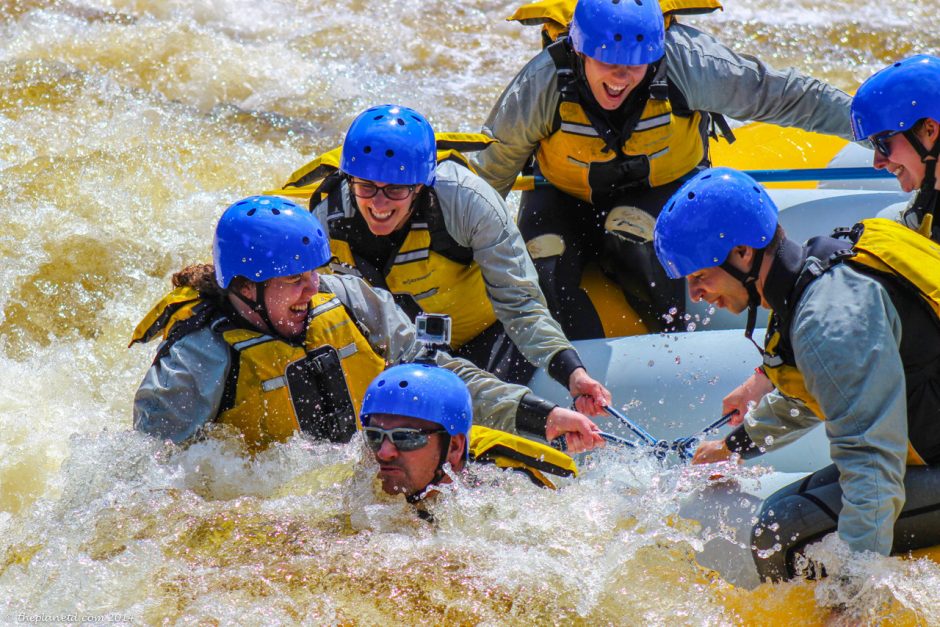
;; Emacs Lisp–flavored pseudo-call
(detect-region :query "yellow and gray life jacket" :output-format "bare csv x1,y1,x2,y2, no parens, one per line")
469,425,578,489
509,0,734,205
761,219,940,465
130,286,386,452
278,134,500,349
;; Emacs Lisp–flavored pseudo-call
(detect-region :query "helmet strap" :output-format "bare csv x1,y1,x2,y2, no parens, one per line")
227,281,277,336
903,127,940,231
720,246,768,352
405,433,453,505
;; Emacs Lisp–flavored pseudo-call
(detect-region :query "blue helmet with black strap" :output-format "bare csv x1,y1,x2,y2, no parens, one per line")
360,363,472,460
569,0,665,66
655,167,779,343
340,104,437,186
654,167,779,280
213,195,331,289
851,54,940,142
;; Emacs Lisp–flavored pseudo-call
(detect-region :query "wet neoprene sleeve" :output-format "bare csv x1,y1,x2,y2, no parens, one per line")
516,394,559,439
548,348,584,387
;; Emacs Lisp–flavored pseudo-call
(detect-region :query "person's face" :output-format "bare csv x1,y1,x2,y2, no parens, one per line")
366,414,464,498
685,247,753,314
350,177,422,236
581,55,649,111
871,119,939,193
237,271,319,339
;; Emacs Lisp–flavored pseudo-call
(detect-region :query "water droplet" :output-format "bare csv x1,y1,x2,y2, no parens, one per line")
668,307,678,315
789,408,800,417
647,360,655,367
650,281,656,287
686,322,696,332
764,435,775,446
674,356,682,364
658,398,665,405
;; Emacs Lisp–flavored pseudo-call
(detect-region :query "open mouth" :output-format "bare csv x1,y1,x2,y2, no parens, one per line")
369,207,395,222
603,82,627,99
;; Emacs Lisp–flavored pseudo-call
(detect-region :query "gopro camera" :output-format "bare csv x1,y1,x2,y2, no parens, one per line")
415,313,452,348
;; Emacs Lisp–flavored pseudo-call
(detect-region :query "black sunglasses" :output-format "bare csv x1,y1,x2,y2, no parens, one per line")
869,130,902,157
362,426,445,452
350,180,416,201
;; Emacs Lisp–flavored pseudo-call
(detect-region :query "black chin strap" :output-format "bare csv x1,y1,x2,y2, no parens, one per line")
227,281,277,335
903,128,940,235
720,246,768,353
406,434,453,504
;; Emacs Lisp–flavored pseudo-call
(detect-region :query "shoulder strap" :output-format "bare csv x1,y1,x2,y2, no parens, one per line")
420,190,474,265
153,299,226,363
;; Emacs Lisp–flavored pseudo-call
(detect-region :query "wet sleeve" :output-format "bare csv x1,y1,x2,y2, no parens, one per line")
472,51,561,197
132,327,231,444
742,390,822,455
665,24,853,140
437,163,577,379
789,267,908,555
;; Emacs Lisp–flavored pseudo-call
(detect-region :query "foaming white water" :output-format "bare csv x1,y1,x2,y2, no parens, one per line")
1,0,939,622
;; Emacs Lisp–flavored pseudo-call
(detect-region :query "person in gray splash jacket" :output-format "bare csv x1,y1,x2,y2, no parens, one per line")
656,168,940,581
303,104,611,417
131,195,605,454
472,0,855,339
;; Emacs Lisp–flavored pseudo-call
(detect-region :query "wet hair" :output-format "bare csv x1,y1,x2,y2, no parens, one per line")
768,224,786,251
171,263,251,298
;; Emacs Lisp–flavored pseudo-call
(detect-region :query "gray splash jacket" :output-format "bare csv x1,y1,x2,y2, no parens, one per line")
746,264,909,555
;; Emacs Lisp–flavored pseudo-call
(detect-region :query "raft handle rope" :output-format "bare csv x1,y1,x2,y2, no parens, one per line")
602,406,737,462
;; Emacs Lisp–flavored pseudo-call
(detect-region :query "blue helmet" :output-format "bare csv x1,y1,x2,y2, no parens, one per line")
340,104,437,186
213,195,331,288
654,168,779,279
569,0,665,66
360,363,472,458
851,55,940,141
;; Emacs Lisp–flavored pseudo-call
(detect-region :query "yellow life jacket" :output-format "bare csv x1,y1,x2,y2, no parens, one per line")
761,219,940,465
509,0,728,204
469,425,578,489
537,58,709,203
130,287,387,452
507,0,723,45
325,192,498,349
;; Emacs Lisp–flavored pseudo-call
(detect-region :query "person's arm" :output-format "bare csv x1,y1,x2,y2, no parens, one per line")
472,49,561,197
693,389,817,464
322,273,603,450
722,369,775,427
790,267,908,555
132,327,231,444
436,163,610,406
665,23,853,139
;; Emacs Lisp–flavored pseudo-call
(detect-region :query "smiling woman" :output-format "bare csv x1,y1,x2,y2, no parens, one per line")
851,54,940,241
